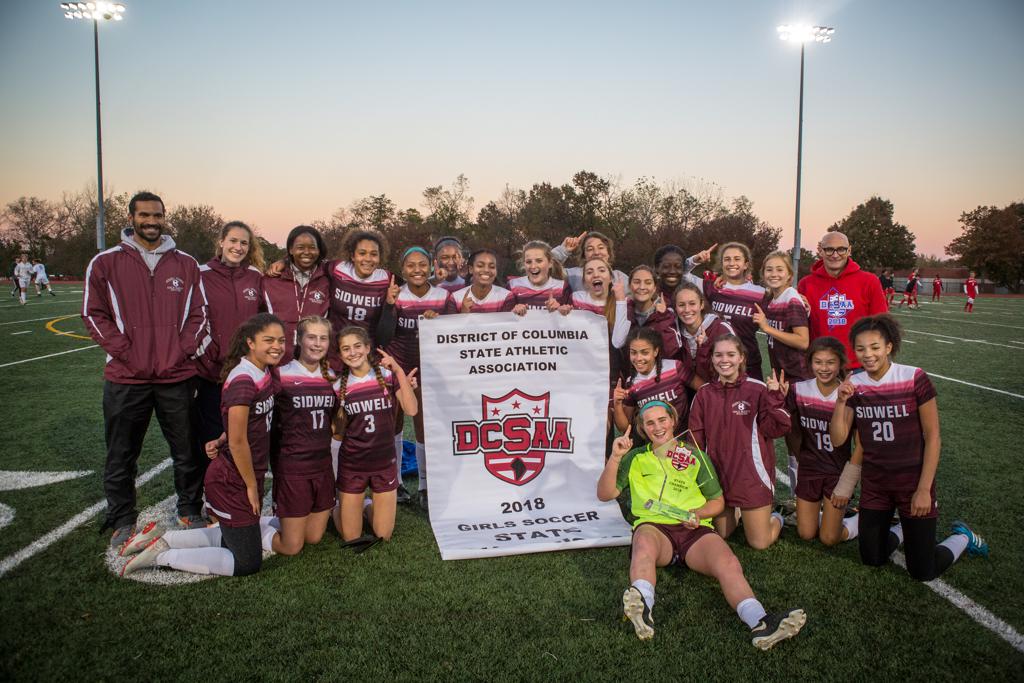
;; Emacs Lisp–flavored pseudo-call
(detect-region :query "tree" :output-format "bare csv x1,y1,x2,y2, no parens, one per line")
2,196,57,256
167,205,224,262
827,197,916,271
946,202,1024,292
350,194,397,231
423,174,474,234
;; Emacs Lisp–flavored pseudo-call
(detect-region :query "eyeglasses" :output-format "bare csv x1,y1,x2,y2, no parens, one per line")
821,246,849,256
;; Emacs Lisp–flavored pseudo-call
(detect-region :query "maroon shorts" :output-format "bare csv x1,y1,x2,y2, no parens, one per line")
272,470,336,518
860,468,938,519
713,454,776,510
639,522,716,566
337,464,400,495
204,457,265,528
795,471,840,503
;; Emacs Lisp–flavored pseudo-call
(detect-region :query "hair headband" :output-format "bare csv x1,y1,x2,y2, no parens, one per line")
638,400,673,416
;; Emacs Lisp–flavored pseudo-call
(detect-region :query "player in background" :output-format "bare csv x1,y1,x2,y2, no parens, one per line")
829,314,988,581
787,336,858,546
509,240,571,314
931,274,943,302
752,251,809,493
612,327,701,436
121,314,289,577
431,236,468,293
653,245,686,303
682,242,770,381
452,249,516,314
598,402,806,648
897,270,920,309
878,269,895,308
570,256,630,384
13,253,32,305
9,260,19,299
31,259,56,297
262,226,331,360
381,247,456,509
626,265,679,359
689,334,792,550
964,271,978,312
552,230,629,294
670,281,734,384
334,326,418,545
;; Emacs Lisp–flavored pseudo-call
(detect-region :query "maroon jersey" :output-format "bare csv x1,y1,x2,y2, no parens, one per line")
336,366,399,472
272,359,337,477
847,363,937,472
702,280,769,381
623,359,694,426
672,314,735,383
452,285,515,313
965,278,978,298
262,263,330,360
764,287,810,381
787,379,851,476
195,258,263,382
627,301,680,360
219,358,276,474
507,275,571,309
328,260,391,341
385,284,456,372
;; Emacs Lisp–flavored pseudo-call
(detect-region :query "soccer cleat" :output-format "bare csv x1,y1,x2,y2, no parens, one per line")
120,537,169,576
109,524,136,551
951,521,989,558
178,514,211,530
396,484,412,505
622,587,654,641
119,521,163,556
751,608,806,650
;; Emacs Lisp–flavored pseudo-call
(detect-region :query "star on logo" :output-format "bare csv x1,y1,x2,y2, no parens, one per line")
512,400,521,409
532,406,541,414
491,407,501,416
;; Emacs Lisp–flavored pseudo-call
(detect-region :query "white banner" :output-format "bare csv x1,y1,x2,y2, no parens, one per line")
420,310,632,560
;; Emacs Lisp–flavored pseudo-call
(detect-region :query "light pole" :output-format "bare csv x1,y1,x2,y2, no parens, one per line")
59,1,126,252
777,24,834,284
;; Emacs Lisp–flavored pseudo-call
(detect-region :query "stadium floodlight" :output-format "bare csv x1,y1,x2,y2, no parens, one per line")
777,23,835,285
59,1,126,251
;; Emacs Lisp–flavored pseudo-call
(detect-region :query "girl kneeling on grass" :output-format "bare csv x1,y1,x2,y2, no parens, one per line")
689,334,792,550
121,314,289,577
597,402,805,649
786,336,858,546
829,314,988,580
334,326,418,544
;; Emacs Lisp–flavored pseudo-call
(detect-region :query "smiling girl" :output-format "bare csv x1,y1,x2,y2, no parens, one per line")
262,226,331,361
451,249,516,314
613,327,700,435
671,282,734,384
121,314,289,577
571,256,630,386
508,240,571,314
626,265,678,359
689,334,792,550
552,230,629,294
829,314,988,580
653,245,686,303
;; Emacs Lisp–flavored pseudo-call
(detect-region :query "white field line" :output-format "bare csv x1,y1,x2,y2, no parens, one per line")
10,331,30,335
0,345,99,369
903,329,1022,349
0,470,92,491
0,458,171,578
891,311,1024,330
773,467,1024,654
933,340,954,344
0,315,70,326
927,373,1024,400
0,300,82,311
904,340,917,344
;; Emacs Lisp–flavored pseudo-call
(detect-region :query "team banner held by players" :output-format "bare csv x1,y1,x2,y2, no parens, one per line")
420,311,632,560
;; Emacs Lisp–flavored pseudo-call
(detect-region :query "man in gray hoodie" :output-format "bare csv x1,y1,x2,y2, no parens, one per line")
82,191,209,549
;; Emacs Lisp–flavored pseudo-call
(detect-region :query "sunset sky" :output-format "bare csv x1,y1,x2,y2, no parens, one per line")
1,0,1021,256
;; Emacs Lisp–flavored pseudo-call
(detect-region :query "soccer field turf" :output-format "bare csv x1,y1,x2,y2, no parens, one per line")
1,288,1022,680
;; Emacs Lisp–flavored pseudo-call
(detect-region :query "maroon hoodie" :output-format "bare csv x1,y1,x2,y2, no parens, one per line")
688,374,791,507
194,257,264,382
626,300,680,360
82,229,207,384
262,261,330,360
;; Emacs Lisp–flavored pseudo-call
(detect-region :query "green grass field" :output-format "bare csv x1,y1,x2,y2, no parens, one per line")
1,286,1022,680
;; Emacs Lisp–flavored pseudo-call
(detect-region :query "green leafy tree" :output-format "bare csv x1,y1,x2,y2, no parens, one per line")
946,202,1024,292
167,205,224,262
2,196,57,256
827,197,916,270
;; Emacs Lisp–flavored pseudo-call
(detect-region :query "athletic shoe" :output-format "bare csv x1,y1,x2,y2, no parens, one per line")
109,524,136,551
178,514,211,530
396,484,412,505
751,608,806,650
951,521,989,558
120,537,169,576
119,521,164,556
622,587,654,640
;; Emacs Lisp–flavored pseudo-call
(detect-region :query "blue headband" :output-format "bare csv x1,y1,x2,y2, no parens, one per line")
638,400,673,416
401,246,431,263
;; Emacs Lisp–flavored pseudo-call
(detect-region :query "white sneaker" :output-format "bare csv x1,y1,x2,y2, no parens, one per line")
121,537,169,576
119,521,163,556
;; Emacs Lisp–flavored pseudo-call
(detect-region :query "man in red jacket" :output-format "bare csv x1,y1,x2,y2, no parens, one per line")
82,191,209,548
797,231,888,367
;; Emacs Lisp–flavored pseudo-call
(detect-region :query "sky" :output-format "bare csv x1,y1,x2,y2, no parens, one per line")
1,0,1021,256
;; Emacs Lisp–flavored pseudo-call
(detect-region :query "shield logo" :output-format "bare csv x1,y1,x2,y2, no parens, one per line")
481,389,549,486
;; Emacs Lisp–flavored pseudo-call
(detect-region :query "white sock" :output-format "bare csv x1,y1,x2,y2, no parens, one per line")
787,455,798,492
631,578,655,609
163,527,222,548
415,441,427,491
19,292,25,303
331,438,342,479
890,523,904,546
940,533,969,562
156,547,234,576
772,511,785,528
842,513,859,541
260,520,278,553
737,597,767,629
